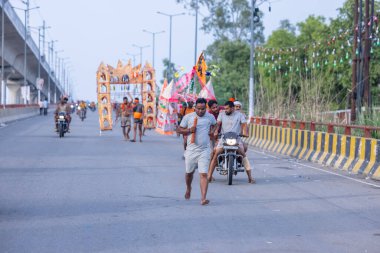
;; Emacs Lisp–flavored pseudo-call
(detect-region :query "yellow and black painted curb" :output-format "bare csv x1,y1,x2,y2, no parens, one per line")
243,124,380,180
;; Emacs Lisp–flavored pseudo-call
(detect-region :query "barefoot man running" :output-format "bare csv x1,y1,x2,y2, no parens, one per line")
177,98,216,205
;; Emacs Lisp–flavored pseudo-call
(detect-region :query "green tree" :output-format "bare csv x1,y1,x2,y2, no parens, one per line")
161,58,178,83
279,19,296,35
297,15,329,45
206,40,250,104
266,29,297,48
176,0,265,44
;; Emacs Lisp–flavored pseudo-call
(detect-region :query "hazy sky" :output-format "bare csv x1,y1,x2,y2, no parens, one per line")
12,0,346,101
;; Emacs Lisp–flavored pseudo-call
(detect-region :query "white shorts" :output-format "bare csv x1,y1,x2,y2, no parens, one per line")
121,116,131,127
184,149,211,174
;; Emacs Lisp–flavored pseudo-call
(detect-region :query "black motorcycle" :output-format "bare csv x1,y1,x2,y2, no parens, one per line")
57,112,69,138
216,132,245,185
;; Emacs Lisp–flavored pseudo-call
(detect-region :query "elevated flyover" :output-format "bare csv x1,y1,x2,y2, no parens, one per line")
0,0,64,105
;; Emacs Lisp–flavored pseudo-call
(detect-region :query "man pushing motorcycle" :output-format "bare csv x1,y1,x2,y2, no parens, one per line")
207,100,255,184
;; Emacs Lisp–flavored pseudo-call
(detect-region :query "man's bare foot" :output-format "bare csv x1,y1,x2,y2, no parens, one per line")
248,177,256,184
185,187,191,200
201,199,210,205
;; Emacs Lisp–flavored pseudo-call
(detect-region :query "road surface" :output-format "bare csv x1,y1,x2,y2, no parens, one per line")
1,111,380,252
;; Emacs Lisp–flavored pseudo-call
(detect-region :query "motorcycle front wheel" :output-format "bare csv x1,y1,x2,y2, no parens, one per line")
227,155,234,185
59,123,64,138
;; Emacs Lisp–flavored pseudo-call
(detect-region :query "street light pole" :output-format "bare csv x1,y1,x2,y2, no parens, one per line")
194,0,198,65
142,29,165,69
132,44,150,66
126,53,139,66
22,1,28,104
15,0,39,104
37,26,41,103
55,50,63,100
249,0,256,119
61,58,70,95
1,0,7,108
157,11,185,79
48,40,57,103
36,22,50,102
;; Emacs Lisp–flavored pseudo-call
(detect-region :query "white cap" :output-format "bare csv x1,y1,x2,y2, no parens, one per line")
234,101,242,107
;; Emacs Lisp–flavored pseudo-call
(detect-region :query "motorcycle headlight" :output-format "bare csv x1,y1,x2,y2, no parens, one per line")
225,138,237,146
59,115,65,119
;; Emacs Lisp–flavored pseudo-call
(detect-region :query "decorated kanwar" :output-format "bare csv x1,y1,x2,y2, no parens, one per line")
96,60,157,136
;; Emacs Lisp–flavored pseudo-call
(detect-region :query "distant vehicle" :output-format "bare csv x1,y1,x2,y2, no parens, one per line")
57,112,69,138
78,107,86,121
89,101,97,112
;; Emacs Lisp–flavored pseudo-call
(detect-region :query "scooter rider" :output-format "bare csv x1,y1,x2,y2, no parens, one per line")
54,96,71,131
207,100,255,184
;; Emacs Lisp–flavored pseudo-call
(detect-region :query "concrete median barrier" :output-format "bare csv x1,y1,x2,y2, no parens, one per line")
244,124,380,181
0,104,40,124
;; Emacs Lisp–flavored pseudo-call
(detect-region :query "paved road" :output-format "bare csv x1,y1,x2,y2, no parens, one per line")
1,111,380,253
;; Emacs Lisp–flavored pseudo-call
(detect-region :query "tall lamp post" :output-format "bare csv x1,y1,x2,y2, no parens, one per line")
194,0,199,65
132,44,150,66
47,40,57,103
1,0,9,108
61,58,70,95
54,50,63,101
249,0,257,119
14,0,39,104
126,53,139,66
29,23,50,103
157,11,185,79
142,29,165,69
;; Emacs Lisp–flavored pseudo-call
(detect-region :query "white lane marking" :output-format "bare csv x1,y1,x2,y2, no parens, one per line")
249,149,380,189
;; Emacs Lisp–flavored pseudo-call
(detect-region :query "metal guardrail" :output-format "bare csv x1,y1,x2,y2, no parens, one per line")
250,116,380,138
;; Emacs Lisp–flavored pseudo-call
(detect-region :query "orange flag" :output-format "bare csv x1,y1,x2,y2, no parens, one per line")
195,52,207,87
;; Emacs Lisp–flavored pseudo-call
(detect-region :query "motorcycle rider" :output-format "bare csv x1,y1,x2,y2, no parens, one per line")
54,96,71,131
78,100,87,119
207,100,255,184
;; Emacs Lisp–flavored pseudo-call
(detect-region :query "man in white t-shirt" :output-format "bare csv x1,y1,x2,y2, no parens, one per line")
177,98,216,205
208,100,255,184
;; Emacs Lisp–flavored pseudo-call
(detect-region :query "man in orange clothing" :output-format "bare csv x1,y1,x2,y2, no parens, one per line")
131,98,144,142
